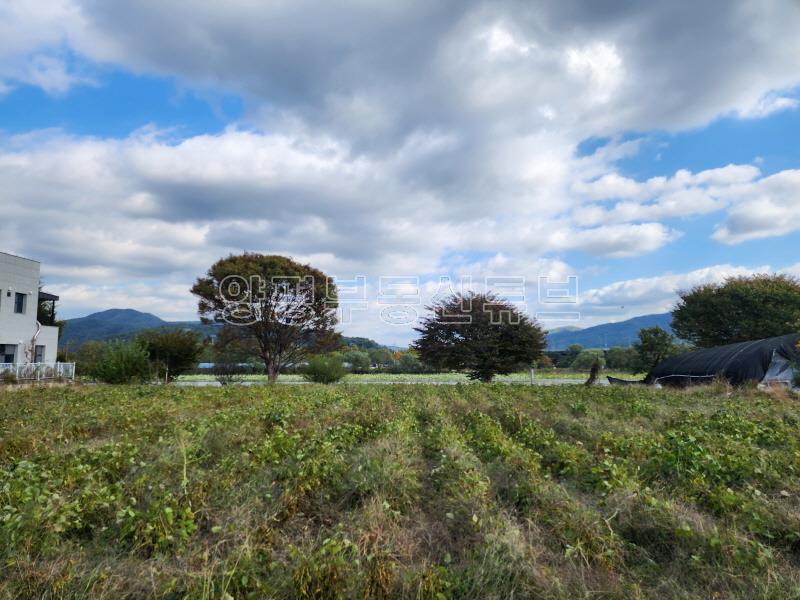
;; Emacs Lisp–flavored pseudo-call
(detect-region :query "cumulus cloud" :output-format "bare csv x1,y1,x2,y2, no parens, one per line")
575,260,800,327
578,264,770,322
57,0,800,132
571,164,800,249
736,92,799,119
0,0,90,94
712,170,800,243
1,127,669,282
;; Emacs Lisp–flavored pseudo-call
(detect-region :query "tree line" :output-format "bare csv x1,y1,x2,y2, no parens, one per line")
71,252,800,384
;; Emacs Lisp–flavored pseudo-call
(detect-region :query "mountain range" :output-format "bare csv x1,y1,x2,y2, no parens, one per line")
58,309,403,351
545,313,673,350
60,308,674,351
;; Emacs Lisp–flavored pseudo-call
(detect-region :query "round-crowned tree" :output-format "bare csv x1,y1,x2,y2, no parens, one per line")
672,274,800,347
412,292,546,382
191,253,339,382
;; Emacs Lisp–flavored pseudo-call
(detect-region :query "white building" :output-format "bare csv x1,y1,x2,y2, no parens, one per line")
0,251,61,367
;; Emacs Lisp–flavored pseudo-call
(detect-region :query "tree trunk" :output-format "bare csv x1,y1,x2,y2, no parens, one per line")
585,360,600,386
267,362,280,383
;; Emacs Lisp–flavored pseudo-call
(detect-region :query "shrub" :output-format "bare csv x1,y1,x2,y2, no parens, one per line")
395,350,425,373
94,341,151,384
301,354,347,384
342,349,371,373
75,340,109,377
213,362,246,386
0,370,17,385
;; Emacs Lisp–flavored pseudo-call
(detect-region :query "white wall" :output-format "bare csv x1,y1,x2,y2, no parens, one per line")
0,252,49,363
38,326,60,363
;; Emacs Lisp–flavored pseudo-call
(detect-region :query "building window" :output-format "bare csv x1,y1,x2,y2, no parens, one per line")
0,344,16,364
35,345,45,363
14,292,26,314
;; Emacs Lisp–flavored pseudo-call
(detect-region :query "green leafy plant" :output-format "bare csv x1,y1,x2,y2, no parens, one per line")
2,382,800,598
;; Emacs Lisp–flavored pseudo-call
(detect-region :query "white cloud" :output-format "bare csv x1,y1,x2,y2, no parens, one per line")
574,260,800,327
566,42,623,103
571,164,800,248
736,92,799,119
712,170,800,243
0,0,90,94
480,23,535,57
12,54,94,95
47,281,198,322
578,264,770,323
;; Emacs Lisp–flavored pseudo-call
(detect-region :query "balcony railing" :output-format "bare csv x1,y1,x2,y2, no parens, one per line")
0,362,76,382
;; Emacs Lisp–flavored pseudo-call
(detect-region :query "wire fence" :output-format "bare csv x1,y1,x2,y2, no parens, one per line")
0,362,76,381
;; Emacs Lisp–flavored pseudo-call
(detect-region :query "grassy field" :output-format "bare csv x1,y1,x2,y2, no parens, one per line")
2,384,800,598
177,370,642,384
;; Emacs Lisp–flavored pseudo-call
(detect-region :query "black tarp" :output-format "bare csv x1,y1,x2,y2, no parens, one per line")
646,333,800,386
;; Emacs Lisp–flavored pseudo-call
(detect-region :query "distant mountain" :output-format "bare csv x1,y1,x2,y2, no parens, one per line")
341,337,406,351
61,308,671,353
546,313,673,350
60,309,169,348
342,337,388,350
548,325,583,334
59,308,393,351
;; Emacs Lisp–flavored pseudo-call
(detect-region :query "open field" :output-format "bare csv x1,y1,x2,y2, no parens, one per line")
2,384,800,598
177,370,642,384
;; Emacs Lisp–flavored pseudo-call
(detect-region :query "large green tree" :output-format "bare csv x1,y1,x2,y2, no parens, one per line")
138,329,206,382
412,292,546,382
672,274,800,347
634,326,679,372
192,254,339,382
605,346,639,372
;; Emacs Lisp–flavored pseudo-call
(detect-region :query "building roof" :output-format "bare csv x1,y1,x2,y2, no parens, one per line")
0,251,40,264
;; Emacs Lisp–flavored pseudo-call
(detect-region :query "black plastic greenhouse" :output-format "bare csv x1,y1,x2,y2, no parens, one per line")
645,333,800,386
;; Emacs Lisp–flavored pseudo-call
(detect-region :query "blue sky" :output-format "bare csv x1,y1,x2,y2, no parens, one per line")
0,70,244,138
1,1,799,345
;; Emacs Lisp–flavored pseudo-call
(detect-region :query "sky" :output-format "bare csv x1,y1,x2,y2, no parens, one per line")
1,0,799,346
